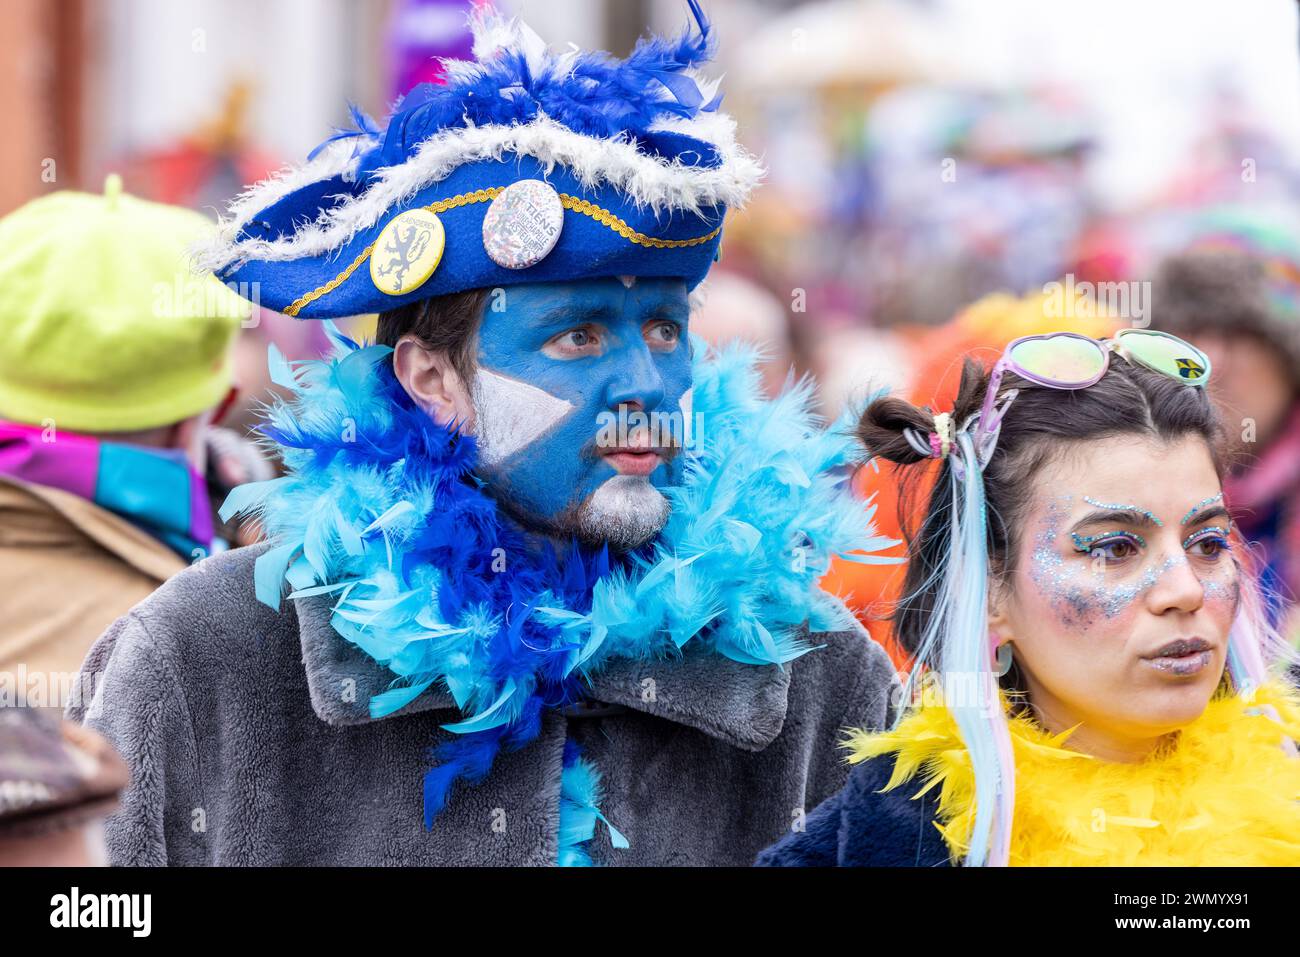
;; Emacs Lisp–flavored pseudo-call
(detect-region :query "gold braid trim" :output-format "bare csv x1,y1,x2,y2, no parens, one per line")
284,188,504,317
557,194,723,249
282,187,720,317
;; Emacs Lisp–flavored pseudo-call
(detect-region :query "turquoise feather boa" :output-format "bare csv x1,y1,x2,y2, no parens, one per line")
221,327,898,830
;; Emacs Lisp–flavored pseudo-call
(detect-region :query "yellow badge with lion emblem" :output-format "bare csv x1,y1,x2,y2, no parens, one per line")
370,209,446,295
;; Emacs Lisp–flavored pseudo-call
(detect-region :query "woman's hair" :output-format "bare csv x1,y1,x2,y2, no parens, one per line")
855,350,1292,866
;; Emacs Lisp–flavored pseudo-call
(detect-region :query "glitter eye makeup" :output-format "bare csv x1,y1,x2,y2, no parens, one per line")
1070,530,1147,553
1030,494,1209,630
1183,525,1232,558
1030,497,1159,629
1028,492,1241,632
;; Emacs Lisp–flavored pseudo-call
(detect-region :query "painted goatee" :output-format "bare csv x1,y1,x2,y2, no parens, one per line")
566,475,671,552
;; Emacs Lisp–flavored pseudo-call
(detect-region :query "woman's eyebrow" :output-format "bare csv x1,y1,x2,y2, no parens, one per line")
1081,496,1164,526
1183,504,1232,528
1069,507,1161,534
1181,493,1225,525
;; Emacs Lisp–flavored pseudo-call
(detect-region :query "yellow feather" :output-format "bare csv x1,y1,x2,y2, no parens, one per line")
843,679,1300,865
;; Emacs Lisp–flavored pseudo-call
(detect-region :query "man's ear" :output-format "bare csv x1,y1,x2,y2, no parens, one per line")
392,335,476,432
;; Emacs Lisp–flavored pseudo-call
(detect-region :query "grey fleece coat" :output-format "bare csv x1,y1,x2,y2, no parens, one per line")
70,542,899,866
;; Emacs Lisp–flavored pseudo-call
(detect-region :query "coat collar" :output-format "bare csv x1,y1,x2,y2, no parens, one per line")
0,476,184,583
295,592,792,752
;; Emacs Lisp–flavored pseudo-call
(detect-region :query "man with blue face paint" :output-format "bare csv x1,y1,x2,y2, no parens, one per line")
71,5,902,866
398,276,693,552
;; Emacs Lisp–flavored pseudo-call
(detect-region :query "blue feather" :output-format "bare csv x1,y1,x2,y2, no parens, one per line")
557,744,627,865
355,3,723,181
307,102,381,162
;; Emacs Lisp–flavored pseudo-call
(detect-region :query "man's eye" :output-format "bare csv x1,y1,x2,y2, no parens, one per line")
647,321,680,346
549,327,599,353
542,326,603,360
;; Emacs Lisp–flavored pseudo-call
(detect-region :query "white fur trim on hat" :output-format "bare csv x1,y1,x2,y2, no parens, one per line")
194,114,761,274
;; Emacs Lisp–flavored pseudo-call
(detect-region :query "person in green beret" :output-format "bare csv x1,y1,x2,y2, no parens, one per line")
0,175,252,703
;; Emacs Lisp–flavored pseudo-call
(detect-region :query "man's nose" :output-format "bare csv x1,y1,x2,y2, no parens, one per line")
603,340,665,412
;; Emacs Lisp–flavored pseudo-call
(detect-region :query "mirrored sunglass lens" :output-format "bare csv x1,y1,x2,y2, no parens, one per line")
1009,337,1106,384
1121,332,1210,383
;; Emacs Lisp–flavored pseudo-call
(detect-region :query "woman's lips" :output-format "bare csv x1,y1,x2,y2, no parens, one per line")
601,449,662,476
1142,638,1213,677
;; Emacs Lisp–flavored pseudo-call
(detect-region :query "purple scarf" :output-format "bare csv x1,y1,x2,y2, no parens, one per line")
0,421,214,558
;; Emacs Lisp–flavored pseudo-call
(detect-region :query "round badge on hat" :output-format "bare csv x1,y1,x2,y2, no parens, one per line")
370,209,446,295
482,180,564,270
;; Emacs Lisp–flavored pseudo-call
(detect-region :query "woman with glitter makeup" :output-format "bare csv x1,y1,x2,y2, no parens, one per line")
758,329,1300,867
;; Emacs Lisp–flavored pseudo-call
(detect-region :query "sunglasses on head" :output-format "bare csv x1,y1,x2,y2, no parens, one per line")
972,329,1213,464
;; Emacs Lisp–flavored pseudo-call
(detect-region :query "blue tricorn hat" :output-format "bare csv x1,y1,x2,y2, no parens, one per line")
196,2,760,319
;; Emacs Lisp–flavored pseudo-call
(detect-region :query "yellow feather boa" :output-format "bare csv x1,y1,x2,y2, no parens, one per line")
845,680,1300,866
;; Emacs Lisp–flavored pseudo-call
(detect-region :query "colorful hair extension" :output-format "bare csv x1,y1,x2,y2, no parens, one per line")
898,428,1014,867
1225,540,1300,757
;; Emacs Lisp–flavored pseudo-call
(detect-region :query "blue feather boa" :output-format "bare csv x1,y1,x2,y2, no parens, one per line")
221,327,898,832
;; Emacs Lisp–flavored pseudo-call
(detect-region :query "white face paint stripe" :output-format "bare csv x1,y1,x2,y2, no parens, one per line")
678,387,694,447
471,368,575,466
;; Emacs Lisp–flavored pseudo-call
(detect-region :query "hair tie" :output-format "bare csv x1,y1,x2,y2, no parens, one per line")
930,412,953,459
902,411,958,462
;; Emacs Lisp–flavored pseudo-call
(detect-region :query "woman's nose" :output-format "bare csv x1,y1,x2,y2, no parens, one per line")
1145,553,1206,615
